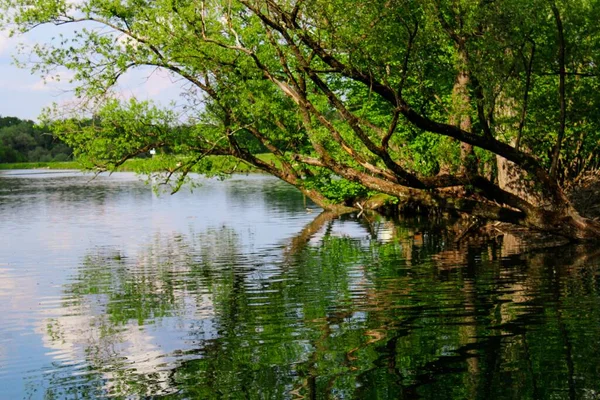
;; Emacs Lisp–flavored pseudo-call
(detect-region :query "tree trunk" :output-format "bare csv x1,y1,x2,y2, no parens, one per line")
550,3,567,180
452,45,476,175
496,149,543,207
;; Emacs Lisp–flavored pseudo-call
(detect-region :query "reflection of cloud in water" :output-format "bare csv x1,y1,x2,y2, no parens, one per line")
0,267,11,367
35,242,219,397
39,307,215,396
0,267,16,293
0,266,47,327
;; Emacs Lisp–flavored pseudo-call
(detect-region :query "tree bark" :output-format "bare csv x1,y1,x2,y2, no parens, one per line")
452,46,475,175
550,3,566,180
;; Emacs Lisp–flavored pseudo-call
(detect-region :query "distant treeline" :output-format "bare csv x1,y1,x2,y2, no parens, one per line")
0,114,275,165
0,116,72,163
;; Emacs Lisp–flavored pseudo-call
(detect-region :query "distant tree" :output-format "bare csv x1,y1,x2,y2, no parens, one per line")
0,116,73,162
0,116,24,129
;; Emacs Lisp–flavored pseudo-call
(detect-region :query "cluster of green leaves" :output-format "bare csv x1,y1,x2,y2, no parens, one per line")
45,99,183,170
303,170,375,204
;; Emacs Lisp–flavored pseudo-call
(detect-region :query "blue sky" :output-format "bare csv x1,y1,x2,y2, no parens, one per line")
0,25,187,121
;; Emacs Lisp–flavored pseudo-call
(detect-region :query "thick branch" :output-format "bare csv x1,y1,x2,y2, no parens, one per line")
243,124,297,177
516,40,536,151
471,74,493,139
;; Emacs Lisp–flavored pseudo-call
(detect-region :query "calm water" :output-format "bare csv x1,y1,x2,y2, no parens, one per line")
1,171,600,399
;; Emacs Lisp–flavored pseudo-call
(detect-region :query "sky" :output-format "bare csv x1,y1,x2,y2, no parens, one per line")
0,24,188,121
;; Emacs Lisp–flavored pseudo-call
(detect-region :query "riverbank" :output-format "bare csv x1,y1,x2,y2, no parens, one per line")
0,154,279,173
0,161,78,170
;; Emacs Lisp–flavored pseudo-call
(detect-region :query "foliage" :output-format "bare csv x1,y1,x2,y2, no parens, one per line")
119,153,278,175
304,170,375,204
0,116,72,163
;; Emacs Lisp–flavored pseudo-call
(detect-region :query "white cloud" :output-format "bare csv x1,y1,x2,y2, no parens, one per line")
0,33,10,56
65,0,87,6
0,28,29,58
118,66,181,99
29,71,76,91
144,68,180,96
115,33,141,50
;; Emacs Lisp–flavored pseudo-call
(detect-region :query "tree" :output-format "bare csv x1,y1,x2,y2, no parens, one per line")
2,0,600,240
0,116,72,162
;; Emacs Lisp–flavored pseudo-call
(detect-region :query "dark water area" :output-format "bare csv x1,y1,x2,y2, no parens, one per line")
1,170,599,399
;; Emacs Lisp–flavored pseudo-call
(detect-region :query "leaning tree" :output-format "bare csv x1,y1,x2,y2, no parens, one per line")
2,0,600,240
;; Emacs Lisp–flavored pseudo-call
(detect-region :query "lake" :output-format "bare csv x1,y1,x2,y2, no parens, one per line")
1,170,599,399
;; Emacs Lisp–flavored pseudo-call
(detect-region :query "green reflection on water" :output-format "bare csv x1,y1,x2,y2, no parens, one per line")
35,213,600,399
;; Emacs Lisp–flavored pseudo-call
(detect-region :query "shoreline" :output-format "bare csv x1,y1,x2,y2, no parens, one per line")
0,155,272,173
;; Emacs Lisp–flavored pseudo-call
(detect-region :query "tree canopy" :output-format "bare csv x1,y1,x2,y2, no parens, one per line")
2,0,600,240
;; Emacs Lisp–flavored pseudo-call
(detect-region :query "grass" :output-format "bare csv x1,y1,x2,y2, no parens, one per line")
0,161,80,170
0,154,281,174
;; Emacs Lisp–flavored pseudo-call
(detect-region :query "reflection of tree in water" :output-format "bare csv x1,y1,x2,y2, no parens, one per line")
34,213,600,399
225,177,311,213
35,228,242,398
1,172,149,202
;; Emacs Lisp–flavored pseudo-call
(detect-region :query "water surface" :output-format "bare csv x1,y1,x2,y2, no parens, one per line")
1,170,599,399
